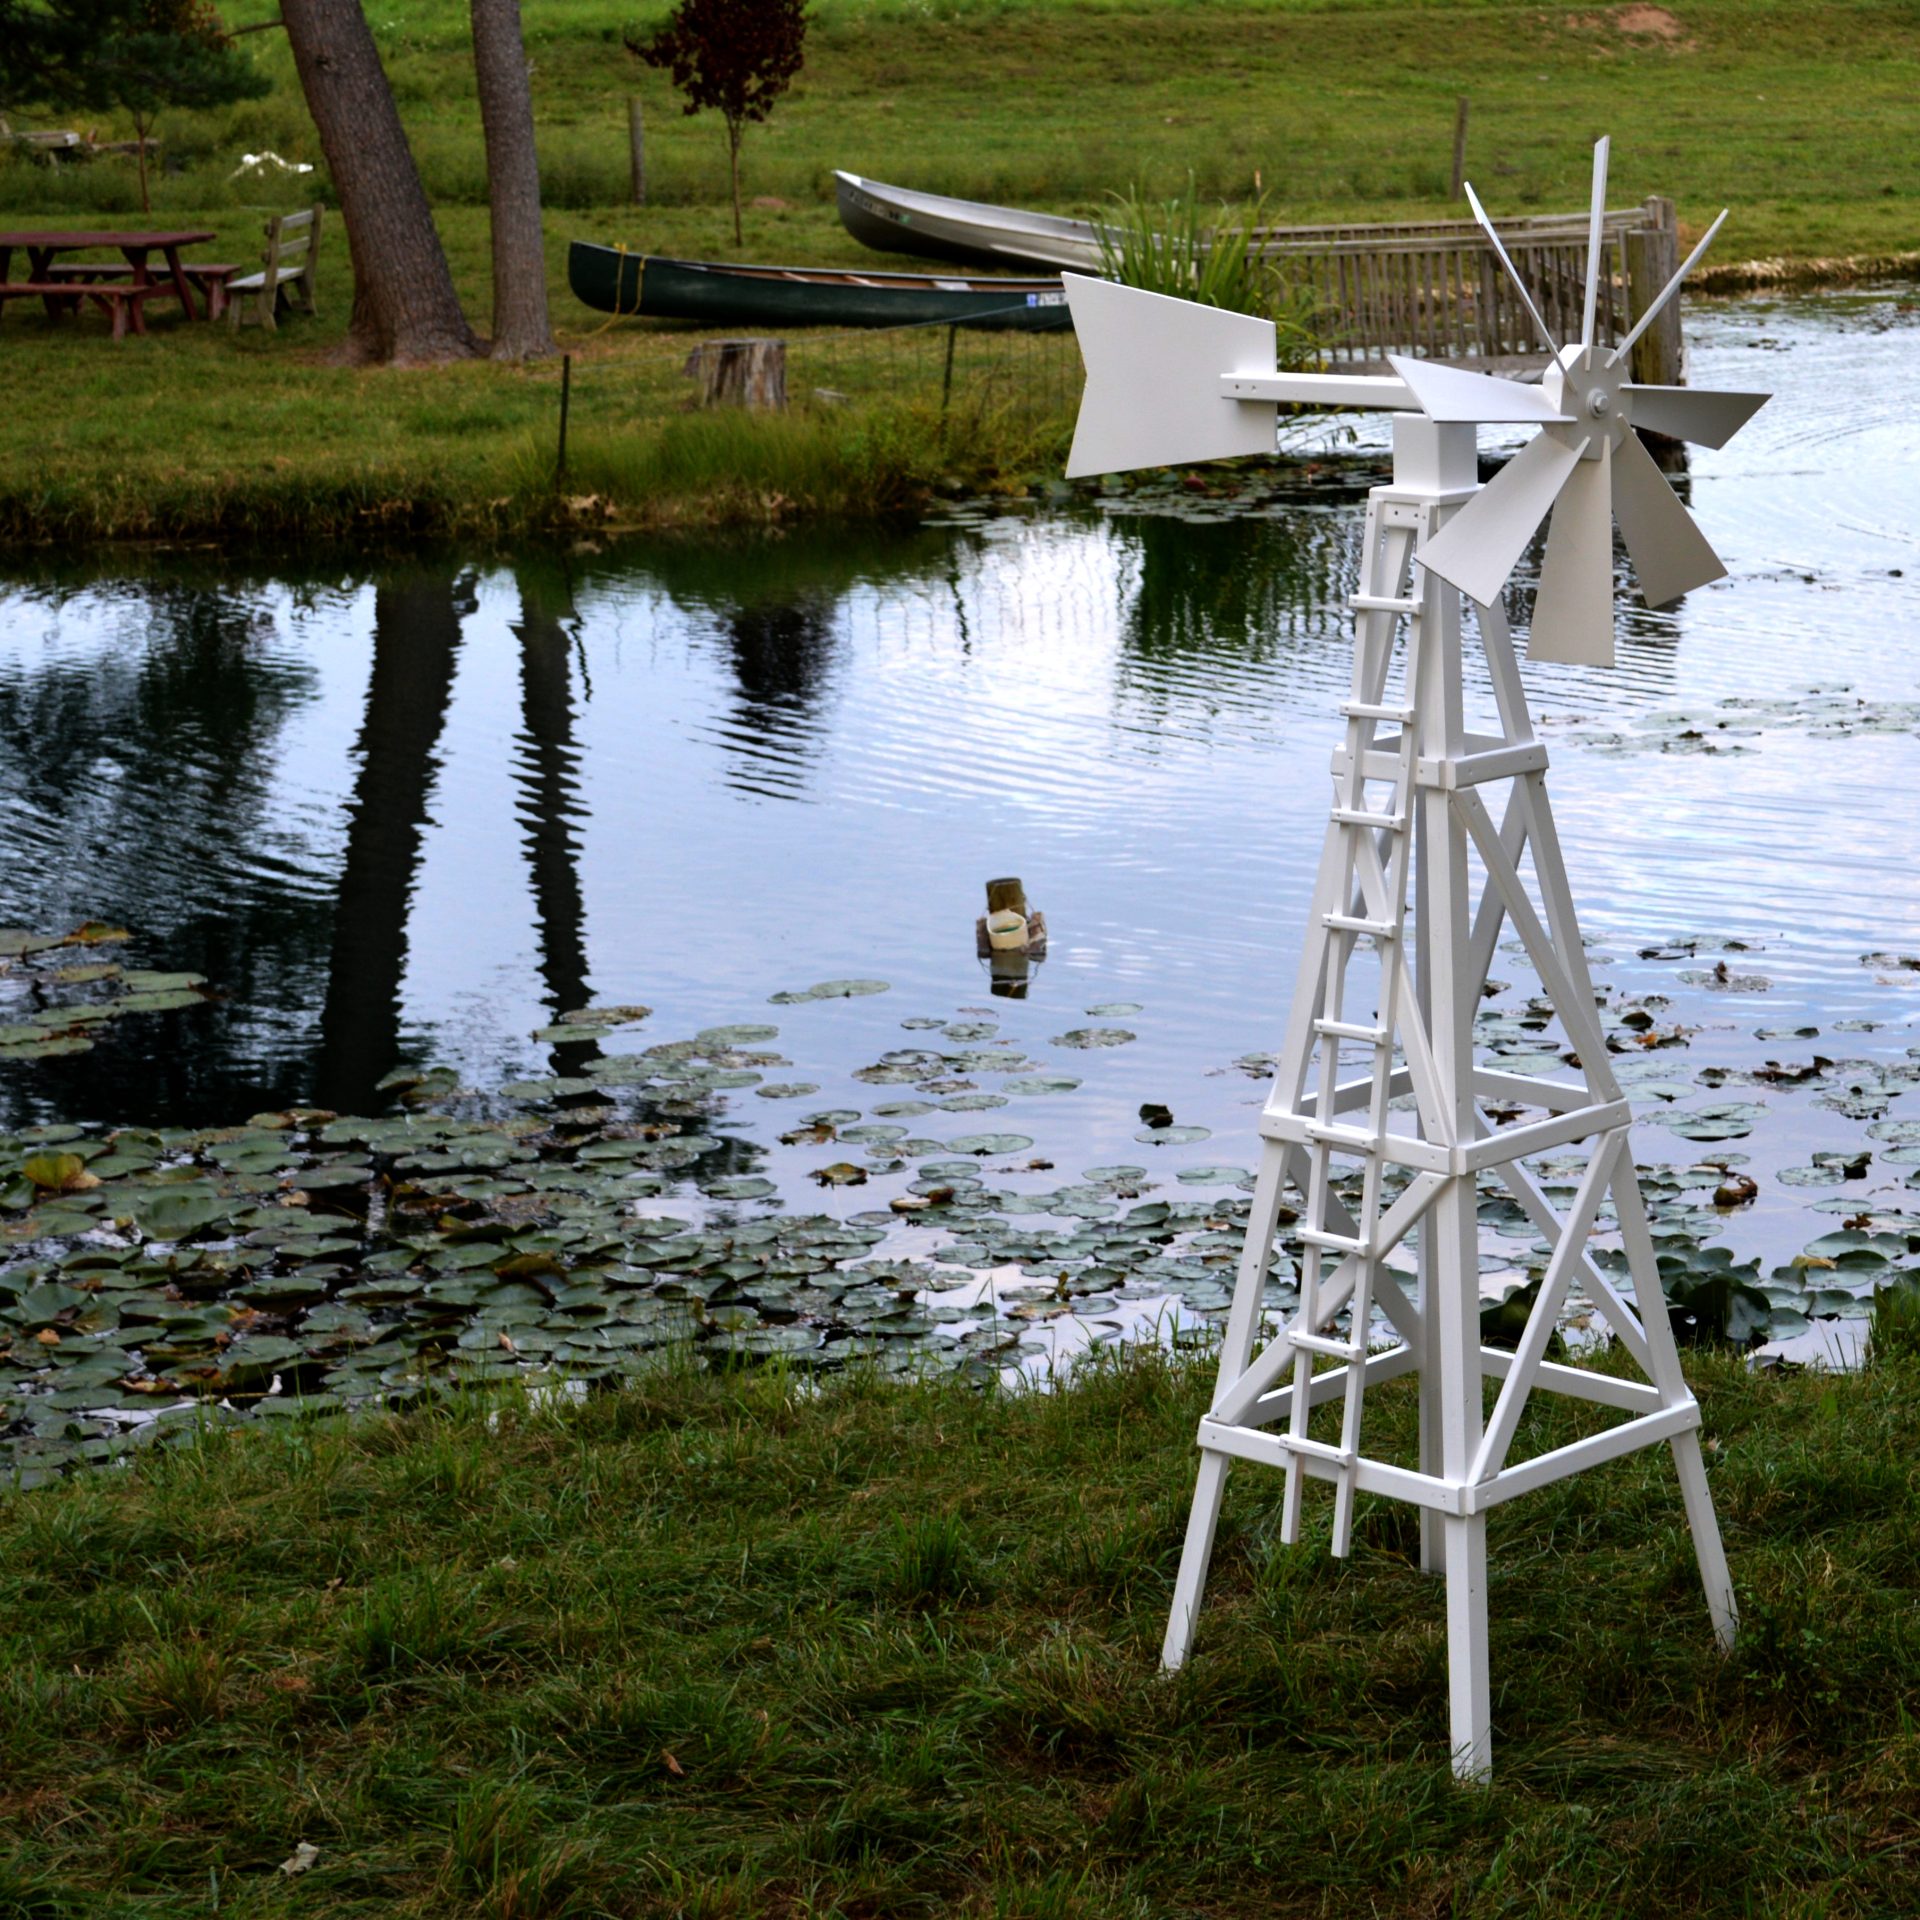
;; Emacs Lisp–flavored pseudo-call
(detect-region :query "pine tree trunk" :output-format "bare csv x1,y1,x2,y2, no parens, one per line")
470,0,555,360
280,0,478,365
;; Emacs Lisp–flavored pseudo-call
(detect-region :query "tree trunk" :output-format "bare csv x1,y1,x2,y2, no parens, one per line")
470,0,555,360
280,0,478,365
133,110,151,214
727,117,742,247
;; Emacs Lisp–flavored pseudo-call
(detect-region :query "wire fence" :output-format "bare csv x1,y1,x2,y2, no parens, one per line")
562,307,1085,433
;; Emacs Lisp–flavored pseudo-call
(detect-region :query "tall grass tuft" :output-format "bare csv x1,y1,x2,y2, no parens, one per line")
1095,177,1320,363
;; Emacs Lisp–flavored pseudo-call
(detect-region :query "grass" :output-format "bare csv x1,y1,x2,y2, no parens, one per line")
0,0,1916,544
3,1337,1918,1915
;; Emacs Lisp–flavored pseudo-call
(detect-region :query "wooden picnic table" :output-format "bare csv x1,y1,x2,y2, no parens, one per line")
0,228,222,340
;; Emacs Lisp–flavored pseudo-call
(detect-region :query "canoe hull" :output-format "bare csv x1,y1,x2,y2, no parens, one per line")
834,171,1109,274
567,242,1073,331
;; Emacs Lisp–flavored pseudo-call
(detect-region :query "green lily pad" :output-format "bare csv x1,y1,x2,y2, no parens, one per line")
947,1133,1035,1157
1051,1028,1137,1049
770,979,890,1004
1085,1002,1144,1016
1136,1124,1212,1146
1002,1074,1081,1096
1657,1102,1768,1143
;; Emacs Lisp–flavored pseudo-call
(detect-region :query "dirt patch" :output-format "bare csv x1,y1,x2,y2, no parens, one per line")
1567,5,1694,45
1615,4,1688,39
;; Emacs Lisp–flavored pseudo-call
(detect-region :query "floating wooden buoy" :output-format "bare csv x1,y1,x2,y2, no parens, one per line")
976,875,1046,959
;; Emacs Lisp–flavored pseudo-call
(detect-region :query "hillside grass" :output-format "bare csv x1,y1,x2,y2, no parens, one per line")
0,0,1915,543
2,1337,1918,1916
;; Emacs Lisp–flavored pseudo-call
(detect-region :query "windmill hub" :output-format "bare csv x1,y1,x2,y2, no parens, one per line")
1542,345,1627,459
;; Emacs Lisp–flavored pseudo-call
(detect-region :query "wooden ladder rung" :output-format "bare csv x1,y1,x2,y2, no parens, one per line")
1299,1225,1369,1256
1350,593,1420,615
1341,699,1416,724
1314,1017,1389,1045
1330,806,1405,831
1281,1432,1357,1467
1303,1119,1385,1154
1290,1328,1364,1361
1324,912,1398,938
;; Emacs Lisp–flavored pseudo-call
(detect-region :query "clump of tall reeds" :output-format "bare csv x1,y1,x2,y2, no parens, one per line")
1095,176,1319,363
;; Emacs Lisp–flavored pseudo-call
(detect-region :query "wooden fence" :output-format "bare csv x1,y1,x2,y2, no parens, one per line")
1256,197,1685,385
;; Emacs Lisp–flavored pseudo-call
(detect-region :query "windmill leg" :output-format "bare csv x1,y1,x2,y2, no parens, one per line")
1670,1430,1737,1652
1445,1503,1492,1782
1436,1173,1492,1783
1163,1140,1294,1670
1162,1449,1231,1671
1611,1158,1739,1652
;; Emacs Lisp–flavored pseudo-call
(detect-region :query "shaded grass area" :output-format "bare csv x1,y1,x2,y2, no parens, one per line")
0,200,1078,545
2,2,1917,543
4,1340,1918,1916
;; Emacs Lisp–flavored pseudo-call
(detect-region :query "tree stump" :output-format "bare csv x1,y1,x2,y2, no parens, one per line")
684,338,787,410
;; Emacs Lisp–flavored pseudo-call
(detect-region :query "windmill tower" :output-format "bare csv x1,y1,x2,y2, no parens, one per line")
1064,141,1766,1781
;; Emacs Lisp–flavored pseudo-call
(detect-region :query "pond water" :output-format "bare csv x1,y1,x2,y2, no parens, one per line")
1,288,1917,1456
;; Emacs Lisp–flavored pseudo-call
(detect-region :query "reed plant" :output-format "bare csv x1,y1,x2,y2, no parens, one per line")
1095,178,1322,364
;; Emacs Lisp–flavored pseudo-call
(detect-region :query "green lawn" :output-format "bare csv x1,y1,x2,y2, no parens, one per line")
3,1334,1918,1916
0,0,1914,540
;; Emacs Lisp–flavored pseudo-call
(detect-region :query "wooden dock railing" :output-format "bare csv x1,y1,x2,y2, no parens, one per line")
1256,197,1685,386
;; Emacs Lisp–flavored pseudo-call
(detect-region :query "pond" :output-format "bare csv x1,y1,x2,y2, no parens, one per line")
1,288,1917,1466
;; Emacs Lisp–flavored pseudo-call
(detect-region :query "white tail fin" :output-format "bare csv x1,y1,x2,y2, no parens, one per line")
1063,275,1278,478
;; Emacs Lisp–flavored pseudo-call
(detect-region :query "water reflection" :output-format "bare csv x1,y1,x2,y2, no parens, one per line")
314,570,471,1114
511,563,600,1075
0,577,327,1127
0,289,1911,1155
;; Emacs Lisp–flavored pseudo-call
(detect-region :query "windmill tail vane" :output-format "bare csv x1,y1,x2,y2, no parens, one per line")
1058,138,1768,1785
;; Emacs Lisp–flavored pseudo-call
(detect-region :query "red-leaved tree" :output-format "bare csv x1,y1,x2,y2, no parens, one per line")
626,0,807,247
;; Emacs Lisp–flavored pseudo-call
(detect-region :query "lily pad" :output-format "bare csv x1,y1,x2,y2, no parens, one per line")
1051,1028,1137,1049
1003,1074,1081,1096
946,1134,1035,1157
1657,1101,1768,1143
770,979,890,1004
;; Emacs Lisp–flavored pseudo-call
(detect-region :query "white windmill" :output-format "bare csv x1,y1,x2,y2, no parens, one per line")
1063,139,1766,1782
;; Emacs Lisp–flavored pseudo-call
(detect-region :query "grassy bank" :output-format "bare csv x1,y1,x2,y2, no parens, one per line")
0,0,1916,545
3,1334,1919,1916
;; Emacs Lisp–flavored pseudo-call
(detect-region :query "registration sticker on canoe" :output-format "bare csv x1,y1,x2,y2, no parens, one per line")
1028,292,1066,306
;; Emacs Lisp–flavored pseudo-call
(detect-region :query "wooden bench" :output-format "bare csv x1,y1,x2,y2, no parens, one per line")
228,205,323,331
0,279,161,340
44,260,238,320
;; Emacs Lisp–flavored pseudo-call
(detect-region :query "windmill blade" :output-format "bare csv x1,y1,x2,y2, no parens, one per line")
1062,275,1277,477
1609,209,1728,364
1387,353,1573,425
1610,424,1725,605
1623,383,1768,449
1464,180,1560,357
1581,136,1610,346
1529,438,1616,666
1416,429,1586,607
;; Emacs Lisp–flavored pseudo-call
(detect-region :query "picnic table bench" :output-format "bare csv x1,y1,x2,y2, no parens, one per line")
0,228,220,340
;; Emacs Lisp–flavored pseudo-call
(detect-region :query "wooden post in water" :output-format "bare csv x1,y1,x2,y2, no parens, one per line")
1624,196,1684,386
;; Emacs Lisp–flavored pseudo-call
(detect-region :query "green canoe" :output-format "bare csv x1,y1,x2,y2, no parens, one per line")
567,242,1074,332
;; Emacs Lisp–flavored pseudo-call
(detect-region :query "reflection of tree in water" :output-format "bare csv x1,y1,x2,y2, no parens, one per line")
711,596,838,800
312,571,472,1115
0,583,328,1129
511,566,601,1077
1113,510,1349,721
